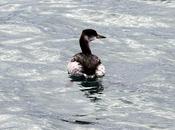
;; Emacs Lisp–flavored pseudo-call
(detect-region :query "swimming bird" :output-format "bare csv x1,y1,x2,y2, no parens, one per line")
67,29,106,78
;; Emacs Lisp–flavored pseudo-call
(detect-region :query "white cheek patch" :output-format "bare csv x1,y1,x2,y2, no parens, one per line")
84,35,89,41
84,35,96,42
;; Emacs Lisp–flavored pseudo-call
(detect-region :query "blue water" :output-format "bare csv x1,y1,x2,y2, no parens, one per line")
0,0,175,129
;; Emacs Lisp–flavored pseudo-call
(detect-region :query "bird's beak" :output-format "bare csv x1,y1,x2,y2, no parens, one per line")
97,34,106,39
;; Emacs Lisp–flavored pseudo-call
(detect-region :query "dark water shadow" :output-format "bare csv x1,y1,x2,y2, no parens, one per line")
70,76,104,102
60,118,95,125
18,109,96,127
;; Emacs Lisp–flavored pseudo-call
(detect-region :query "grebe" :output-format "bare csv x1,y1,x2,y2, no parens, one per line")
67,29,106,78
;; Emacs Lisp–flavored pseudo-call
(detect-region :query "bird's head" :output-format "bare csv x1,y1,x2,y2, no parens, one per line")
81,29,106,42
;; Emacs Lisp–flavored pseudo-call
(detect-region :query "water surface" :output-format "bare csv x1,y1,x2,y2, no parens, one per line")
0,0,175,130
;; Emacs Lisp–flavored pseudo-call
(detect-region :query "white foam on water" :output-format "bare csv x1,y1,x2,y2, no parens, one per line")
126,39,145,49
0,4,21,12
1,38,33,45
0,115,13,123
7,107,23,112
0,116,42,130
64,9,169,28
30,48,60,63
0,24,42,35
134,0,175,8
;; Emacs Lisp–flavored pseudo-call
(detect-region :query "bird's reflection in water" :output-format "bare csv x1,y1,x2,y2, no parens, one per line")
70,76,104,102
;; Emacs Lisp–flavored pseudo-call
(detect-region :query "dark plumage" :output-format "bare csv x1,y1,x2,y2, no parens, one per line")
71,53,101,75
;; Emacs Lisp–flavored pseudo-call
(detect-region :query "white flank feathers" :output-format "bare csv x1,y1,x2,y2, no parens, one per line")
67,61,83,76
96,64,105,77
67,62,105,78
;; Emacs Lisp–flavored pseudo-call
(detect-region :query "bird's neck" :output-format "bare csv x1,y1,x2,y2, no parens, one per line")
79,36,92,55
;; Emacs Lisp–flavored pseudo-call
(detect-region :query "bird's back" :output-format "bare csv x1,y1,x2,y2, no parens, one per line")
71,53,101,75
